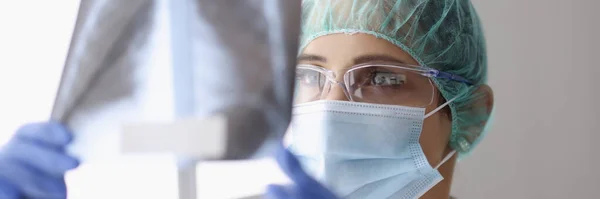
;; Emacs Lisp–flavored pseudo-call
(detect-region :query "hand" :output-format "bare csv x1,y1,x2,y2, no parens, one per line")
0,122,80,199
266,145,338,199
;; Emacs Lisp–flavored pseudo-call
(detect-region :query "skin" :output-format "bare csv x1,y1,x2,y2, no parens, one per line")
298,33,493,198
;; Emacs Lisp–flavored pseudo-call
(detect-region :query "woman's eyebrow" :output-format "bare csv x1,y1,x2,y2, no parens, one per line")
353,54,406,65
297,54,327,63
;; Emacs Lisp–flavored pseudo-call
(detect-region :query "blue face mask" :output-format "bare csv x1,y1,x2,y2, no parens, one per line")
288,100,456,199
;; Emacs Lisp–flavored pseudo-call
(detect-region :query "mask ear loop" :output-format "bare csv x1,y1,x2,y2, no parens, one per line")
424,95,460,169
424,95,459,119
434,150,456,170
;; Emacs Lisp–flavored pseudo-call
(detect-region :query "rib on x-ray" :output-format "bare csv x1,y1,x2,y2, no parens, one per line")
51,0,300,162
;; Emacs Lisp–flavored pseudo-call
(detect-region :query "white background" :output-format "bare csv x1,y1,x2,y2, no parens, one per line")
454,0,600,198
1,0,599,199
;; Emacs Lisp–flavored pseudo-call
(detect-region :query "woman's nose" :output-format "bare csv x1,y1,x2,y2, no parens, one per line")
323,83,350,101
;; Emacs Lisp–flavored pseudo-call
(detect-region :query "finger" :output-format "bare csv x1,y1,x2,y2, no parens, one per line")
274,146,339,199
0,161,67,199
3,140,79,176
266,184,293,199
22,177,67,199
0,178,21,199
274,145,315,187
14,122,73,148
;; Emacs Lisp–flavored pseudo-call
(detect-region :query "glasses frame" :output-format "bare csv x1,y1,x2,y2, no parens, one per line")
296,63,473,105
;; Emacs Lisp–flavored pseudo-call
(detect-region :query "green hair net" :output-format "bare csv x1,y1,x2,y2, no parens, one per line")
299,0,490,157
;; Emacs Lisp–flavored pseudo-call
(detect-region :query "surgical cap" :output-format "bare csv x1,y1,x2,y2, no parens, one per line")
299,0,489,157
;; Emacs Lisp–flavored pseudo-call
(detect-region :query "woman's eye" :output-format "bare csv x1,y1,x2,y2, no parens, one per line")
370,71,406,87
297,73,322,86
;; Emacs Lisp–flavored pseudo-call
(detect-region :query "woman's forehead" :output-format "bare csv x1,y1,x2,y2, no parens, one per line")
300,33,419,68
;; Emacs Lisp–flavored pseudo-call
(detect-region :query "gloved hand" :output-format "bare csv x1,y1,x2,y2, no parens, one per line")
266,145,338,199
0,122,80,199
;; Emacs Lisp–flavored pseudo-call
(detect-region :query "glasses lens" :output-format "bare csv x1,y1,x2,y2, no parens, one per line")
345,65,434,107
294,67,327,104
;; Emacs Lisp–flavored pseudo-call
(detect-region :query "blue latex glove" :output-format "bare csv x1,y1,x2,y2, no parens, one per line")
0,122,80,199
267,145,338,199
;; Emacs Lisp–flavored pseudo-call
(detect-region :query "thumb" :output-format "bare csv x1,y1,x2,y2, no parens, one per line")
274,145,315,186
266,184,293,199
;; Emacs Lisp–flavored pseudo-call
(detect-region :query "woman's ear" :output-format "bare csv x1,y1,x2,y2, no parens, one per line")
477,85,494,116
453,84,494,153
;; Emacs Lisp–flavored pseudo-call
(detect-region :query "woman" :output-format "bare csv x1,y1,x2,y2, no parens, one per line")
0,0,490,198
267,0,493,198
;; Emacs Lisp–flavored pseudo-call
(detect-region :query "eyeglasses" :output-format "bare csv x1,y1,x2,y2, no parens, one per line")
294,63,473,107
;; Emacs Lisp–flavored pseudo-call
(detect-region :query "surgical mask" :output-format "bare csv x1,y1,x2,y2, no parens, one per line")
288,99,456,199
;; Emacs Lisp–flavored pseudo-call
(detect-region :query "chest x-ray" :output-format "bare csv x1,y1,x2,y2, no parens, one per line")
51,0,301,162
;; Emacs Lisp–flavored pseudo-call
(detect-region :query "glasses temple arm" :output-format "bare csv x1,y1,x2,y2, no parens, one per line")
427,69,474,86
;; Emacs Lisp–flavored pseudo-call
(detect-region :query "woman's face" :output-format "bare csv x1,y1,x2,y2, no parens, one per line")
298,33,454,174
